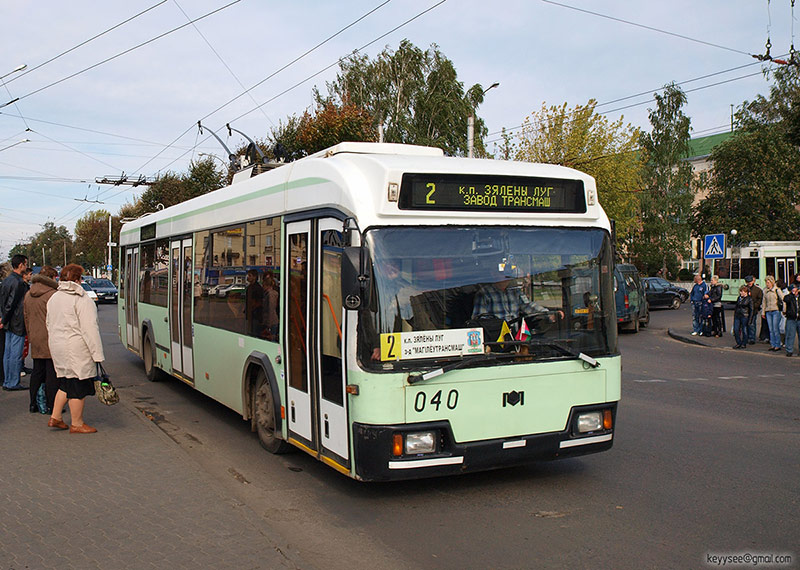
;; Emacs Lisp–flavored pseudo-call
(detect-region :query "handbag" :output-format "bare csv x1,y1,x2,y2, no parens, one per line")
94,362,119,406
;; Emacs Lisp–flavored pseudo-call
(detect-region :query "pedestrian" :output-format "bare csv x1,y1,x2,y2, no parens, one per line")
744,275,762,345
0,254,29,391
700,297,714,336
708,275,724,337
732,285,753,349
783,282,800,357
0,261,9,384
690,274,709,336
46,264,105,434
762,276,783,352
777,279,789,345
23,266,60,413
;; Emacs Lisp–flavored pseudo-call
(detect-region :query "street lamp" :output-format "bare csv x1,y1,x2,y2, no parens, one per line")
0,138,30,152
0,64,26,81
468,82,499,158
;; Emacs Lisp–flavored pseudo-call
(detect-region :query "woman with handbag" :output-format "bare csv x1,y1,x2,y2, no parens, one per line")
45,264,105,434
23,265,60,413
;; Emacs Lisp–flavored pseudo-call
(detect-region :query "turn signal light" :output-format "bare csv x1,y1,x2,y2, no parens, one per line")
392,433,403,456
603,409,613,430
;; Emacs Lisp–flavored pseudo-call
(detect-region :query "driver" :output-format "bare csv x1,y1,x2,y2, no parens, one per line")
472,277,563,323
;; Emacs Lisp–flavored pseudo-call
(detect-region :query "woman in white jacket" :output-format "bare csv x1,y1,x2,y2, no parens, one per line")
46,264,105,434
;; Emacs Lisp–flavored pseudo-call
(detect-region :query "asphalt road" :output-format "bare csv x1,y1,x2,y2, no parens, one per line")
100,303,799,570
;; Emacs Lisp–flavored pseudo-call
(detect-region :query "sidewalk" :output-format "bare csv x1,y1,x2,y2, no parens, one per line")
0,387,303,569
668,325,791,355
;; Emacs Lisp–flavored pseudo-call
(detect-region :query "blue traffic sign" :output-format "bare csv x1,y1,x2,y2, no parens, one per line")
703,234,726,259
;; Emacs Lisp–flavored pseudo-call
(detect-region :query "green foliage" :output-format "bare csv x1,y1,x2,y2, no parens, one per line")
633,83,694,277
318,40,487,156
10,222,73,267
513,100,642,246
693,66,800,242
121,157,226,218
74,210,122,269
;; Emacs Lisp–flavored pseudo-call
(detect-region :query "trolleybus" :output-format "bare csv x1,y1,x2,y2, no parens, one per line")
708,241,800,301
118,142,620,481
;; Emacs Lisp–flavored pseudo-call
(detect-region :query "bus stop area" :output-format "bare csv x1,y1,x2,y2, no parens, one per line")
0,387,303,570
668,321,790,354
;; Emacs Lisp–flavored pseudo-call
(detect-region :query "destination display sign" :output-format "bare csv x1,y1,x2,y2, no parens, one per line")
398,173,586,213
380,328,484,362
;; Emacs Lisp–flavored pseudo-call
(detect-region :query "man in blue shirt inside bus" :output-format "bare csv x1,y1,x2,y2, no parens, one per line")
472,277,563,324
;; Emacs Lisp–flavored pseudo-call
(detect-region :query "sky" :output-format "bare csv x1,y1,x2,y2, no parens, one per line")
0,0,794,261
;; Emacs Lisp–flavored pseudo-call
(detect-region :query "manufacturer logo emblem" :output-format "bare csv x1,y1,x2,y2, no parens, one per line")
503,391,524,407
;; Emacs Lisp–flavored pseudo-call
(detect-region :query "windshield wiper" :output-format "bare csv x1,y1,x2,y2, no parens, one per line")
406,352,515,385
524,339,600,368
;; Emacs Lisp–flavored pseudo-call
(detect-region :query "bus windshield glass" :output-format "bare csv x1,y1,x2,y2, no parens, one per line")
360,226,616,370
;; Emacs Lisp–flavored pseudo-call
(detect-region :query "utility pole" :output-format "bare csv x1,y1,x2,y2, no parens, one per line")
107,215,112,278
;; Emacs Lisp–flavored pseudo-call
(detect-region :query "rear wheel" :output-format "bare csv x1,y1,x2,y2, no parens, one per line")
253,370,290,454
143,334,160,382
640,308,650,328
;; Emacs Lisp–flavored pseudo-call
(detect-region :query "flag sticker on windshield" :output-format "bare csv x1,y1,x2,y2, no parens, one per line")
380,328,484,361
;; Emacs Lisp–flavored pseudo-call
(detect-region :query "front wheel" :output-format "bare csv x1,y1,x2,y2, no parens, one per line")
671,297,681,310
253,370,290,454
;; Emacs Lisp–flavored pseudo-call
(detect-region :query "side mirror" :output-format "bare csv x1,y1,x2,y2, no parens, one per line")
342,247,370,309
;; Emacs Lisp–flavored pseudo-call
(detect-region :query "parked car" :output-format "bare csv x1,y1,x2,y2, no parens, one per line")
81,282,99,303
84,277,118,304
642,277,683,310
614,264,649,332
642,277,688,303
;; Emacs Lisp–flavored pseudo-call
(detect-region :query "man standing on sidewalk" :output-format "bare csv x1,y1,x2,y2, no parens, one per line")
745,275,763,345
783,282,800,357
1,254,29,390
690,274,709,336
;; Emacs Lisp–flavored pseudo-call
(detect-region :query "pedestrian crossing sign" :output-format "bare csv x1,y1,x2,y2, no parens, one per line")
703,234,726,259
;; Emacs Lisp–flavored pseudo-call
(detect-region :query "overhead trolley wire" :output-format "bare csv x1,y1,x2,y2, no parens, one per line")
130,0,396,176
3,1,169,86
540,0,752,56
6,0,243,104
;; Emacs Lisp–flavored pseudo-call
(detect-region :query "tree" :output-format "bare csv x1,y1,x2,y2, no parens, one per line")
633,83,694,277
514,100,642,245
318,40,488,156
693,66,800,242
74,210,123,270
120,157,226,219
10,222,73,267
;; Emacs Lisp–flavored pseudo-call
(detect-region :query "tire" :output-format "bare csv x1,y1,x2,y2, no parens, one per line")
640,308,650,328
671,297,681,310
253,370,290,454
143,334,160,382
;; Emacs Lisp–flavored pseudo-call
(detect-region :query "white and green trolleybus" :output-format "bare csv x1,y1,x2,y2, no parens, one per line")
118,142,620,481
708,241,800,302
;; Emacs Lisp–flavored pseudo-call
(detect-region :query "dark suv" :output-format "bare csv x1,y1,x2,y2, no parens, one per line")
614,264,649,332
642,277,686,309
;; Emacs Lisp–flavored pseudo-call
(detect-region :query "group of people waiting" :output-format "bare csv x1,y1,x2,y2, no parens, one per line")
0,254,106,433
690,272,800,355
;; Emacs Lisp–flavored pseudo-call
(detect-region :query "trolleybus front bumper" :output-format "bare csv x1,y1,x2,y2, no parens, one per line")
353,402,617,481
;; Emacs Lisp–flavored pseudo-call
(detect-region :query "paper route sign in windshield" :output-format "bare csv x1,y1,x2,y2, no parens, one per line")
380,328,485,361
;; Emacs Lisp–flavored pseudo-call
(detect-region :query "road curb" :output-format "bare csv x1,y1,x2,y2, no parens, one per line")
667,328,710,346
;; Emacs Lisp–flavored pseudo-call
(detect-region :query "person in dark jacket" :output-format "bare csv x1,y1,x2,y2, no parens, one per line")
0,254,29,390
783,282,800,357
745,275,763,345
23,266,59,412
708,275,724,337
732,285,753,349
690,274,709,336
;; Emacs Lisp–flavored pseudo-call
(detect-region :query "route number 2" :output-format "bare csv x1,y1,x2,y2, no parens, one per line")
414,389,458,413
426,182,436,204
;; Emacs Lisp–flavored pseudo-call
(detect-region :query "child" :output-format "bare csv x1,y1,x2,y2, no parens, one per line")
700,298,714,337
733,285,753,349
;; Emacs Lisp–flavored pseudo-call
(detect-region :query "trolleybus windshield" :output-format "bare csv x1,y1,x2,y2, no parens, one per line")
360,226,616,370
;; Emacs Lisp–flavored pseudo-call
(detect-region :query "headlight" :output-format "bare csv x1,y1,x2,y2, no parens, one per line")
404,431,437,454
576,411,603,433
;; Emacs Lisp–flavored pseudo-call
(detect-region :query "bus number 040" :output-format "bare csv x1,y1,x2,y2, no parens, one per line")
414,389,458,412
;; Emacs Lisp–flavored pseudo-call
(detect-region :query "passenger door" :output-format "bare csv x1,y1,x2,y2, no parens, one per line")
124,246,139,352
169,238,194,382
